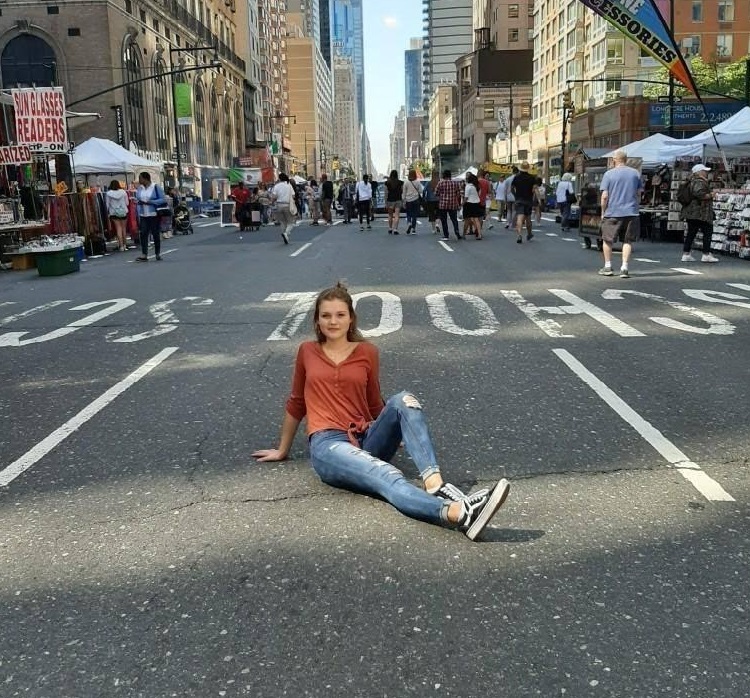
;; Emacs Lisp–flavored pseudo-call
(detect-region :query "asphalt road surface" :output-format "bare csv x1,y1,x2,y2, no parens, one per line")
1,212,749,697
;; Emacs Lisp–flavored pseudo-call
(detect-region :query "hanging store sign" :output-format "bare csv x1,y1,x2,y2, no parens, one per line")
0,144,33,166
174,83,194,126
11,87,68,152
496,107,510,140
113,105,125,146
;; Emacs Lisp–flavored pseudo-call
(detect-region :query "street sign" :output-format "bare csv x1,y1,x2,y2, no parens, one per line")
657,95,683,103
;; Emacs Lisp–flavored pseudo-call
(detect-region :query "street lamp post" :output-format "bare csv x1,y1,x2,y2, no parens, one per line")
303,132,325,178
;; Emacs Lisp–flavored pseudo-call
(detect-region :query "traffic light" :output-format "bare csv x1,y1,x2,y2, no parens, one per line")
562,88,573,110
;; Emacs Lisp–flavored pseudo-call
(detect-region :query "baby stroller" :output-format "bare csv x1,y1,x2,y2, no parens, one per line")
237,201,261,231
173,203,194,235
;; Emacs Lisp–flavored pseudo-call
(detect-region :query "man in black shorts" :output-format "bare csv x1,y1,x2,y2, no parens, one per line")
511,161,536,244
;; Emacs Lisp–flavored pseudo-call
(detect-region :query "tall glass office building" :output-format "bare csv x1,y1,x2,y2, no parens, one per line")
330,0,365,128
405,38,423,116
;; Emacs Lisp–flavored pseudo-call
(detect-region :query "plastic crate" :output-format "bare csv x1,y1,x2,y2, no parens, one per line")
35,249,81,276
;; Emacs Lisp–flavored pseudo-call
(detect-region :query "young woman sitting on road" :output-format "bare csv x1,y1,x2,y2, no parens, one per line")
252,282,510,540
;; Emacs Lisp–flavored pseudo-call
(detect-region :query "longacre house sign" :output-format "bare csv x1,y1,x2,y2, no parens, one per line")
12,87,68,153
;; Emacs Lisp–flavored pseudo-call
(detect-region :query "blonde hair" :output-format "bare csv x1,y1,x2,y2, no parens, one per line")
313,281,364,343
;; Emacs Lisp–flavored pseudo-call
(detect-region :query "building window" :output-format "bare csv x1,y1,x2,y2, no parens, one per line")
508,28,519,43
224,96,233,164
607,39,624,63
718,1,734,21
508,4,519,18
211,90,222,165
153,19,159,33
47,6,59,14
691,1,703,21
716,34,733,57
67,27,81,36
194,79,207,163
139,10,146,23
125,0,132,14
0,34,57,87
122,38,147,147
153,58,170,157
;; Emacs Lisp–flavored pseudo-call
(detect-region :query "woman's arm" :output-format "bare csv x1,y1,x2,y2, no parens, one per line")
252,411,301,461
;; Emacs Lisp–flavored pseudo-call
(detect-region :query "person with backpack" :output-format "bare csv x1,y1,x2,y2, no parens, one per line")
678,163,719,263
105,180,130,252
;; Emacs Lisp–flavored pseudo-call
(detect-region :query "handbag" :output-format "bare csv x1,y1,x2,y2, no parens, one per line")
152,185,172,217
566,188,578,205
289,195,298,216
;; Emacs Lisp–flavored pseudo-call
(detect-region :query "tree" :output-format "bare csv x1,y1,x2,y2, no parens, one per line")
410,159,433,178
642,55,749,100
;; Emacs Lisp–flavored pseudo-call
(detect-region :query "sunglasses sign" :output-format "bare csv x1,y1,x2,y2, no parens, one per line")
12,87,68,153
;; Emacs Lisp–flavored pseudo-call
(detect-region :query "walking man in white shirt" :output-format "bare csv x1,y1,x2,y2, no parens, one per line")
355,175,373,231
272,172,297,244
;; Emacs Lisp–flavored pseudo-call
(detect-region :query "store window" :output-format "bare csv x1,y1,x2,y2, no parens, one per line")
122,37,147,148
194,78,207,163
691,1,703,22
508,4,519,18
1,34,57,87
508,28,519,43
718,1,734,21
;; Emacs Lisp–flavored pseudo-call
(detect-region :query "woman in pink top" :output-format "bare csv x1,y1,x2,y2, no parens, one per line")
253,283,510,540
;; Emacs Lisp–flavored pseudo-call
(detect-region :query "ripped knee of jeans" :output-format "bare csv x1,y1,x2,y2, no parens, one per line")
401,393,422,410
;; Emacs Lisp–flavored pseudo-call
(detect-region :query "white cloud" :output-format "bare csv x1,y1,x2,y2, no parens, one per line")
383,16,398,29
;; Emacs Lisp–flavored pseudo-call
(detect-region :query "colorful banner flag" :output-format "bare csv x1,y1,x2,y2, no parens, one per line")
174,83,193,126
577,0,698,95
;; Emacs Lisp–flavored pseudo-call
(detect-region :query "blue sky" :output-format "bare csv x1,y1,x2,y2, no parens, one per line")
362,0,423,176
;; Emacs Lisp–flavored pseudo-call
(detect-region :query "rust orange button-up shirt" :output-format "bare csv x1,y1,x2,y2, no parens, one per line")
285,341,384,444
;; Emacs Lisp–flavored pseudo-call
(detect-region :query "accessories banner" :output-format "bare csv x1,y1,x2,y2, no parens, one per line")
577,0,698,95
174,83,193,126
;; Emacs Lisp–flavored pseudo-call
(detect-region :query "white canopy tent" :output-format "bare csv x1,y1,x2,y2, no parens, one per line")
454,166,478,181
660,106,750,149
605,133,679,168
70,137,162,175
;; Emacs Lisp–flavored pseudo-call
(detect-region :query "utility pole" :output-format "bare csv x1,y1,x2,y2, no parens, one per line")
668,0,675,137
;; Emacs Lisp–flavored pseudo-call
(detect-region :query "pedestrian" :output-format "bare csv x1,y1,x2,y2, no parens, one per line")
598,149,643,278
534,176,545,223
462,173,483,239
385,170,403,235
435,170,463,241
134,171,164,261
679,163,719,264
511,161,535,244
251,281,511,541
368,177,378,222
422,171,440,235
403,169,423,235
355,174,372,230
306,178,321,225
504,166,518,228
477,169,493,234
494,175,506,222
320,173,334,225
272,172,297,245
556,172,575,233
258,183,272,224
105,179,130,252
338,178,354,224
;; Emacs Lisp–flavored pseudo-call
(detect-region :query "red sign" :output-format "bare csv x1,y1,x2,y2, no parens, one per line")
0,144,32,166
234,147,273,169
12,87,68,152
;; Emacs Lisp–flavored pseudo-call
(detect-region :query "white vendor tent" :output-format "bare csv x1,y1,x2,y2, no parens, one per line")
605,133,678,168
70,137,162,175
454,166,478,181
661,106,750,148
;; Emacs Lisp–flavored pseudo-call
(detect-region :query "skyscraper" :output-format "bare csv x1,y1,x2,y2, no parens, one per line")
404,38,423,117
331,0,365,128
319,0,332,69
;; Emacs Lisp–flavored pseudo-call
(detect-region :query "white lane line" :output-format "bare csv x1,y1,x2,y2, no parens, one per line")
0,302,17,308
1,300,70,326
553,348,734,502
290,242,312,257
541,215,557,222
546,233,559,237
635,258,661,263
0,347,179,488
438,240,454,252
160,249,178,256
127,249,176,263
562,237,577,242
671,267,704,275
195,221,219,228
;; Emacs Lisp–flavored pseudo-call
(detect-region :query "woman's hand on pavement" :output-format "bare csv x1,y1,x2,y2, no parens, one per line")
252,449,287,462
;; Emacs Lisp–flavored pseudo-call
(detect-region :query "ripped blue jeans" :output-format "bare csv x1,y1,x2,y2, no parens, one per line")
309,391,447,524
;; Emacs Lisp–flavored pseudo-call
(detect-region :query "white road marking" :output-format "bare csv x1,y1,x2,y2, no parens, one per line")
602,289,734,335
0,347,179,487
109,297,213,343
0,302,16,308
561,237,577,242
290,243,312,257
127,249,176,263
195,221,218,228
683,289,750,309
264,292,318,341
548,290,645,337
352,292,403,337
1,300,70,326
545,233,559,237
634,258,661,263
671,267,703,275
501,291,574,338
541,215,557,222
554,348,734,502
438,240,454,252
728,283,750,292
160,249,178,256
425,291,499,336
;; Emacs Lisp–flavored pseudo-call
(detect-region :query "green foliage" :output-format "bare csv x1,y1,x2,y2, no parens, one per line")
642,55,749,99
410,159,433,177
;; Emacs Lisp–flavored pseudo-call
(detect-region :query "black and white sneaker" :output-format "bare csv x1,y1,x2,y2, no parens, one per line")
281,231,289,245
460,479,511,541
433,482,490,505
